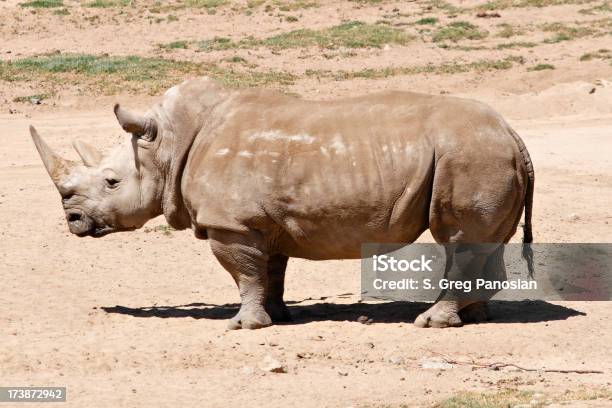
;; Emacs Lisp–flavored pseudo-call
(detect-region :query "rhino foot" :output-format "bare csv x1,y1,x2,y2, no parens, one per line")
459,301,489,323
265,301,292,323
227,308,273,330
414,302,463,328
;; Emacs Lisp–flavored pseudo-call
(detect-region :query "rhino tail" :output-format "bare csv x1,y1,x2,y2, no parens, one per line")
509,127,535,278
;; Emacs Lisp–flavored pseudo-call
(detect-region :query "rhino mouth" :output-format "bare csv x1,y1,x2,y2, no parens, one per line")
91,225,136,238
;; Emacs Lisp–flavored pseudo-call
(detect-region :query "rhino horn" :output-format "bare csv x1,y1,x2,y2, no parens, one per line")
30,125,74,185
73,139,102,167
113,104,157,141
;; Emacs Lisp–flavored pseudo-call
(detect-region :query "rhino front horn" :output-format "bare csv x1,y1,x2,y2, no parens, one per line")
113,104,157,141
29,125,74,185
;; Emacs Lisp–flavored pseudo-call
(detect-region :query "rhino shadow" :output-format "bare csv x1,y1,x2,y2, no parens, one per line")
101,299,585,325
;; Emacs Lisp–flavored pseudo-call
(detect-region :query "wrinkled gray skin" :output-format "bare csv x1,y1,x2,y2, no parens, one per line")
32,77,534,330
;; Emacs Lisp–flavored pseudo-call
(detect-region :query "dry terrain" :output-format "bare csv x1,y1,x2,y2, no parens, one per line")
1,0,611,407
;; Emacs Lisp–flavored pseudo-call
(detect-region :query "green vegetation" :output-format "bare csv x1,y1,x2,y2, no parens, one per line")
12,93,52,103
274,0,319,11
496,41,537,49
436,388,612,408
424,0,461,14
85,0,131,7
434,390,536,408
579,1,612,14
185,0,226,7
528,63,555,70
496,23,524,38
199,21,413,51
305,56,521,81
542,22,595,43
478,0,591,10
19,0,63,7
0,53,295,94
159,41,189,50
198,37,235,51
580,48,611,61
416,17,439,25
52,7,70,14
433,21,488,42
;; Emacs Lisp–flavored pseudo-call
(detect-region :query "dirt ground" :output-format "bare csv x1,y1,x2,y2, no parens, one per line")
1,0,611,407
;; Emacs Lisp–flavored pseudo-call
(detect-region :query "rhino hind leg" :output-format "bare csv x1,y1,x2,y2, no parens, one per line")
265,254,292,322
208,229,272,330
415,151,523,328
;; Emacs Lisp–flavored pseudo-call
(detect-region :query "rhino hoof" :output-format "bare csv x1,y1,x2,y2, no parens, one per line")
459,302,489,323
227,309,273,330
414,310,463,328
265,301,293,323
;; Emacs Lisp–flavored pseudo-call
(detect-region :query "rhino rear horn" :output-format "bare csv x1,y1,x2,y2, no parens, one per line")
29,125,74,186
73,139,102,167
113,104,157,141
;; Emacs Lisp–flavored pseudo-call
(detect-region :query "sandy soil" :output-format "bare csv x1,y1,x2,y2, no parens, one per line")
1,0,611,407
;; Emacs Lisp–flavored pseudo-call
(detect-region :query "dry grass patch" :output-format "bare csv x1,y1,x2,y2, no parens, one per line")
305,56,522,80
478,0,593,10
0,53,295,94
19,0,63,7
199,21,413,51
432,21,488,42
580,48,611,60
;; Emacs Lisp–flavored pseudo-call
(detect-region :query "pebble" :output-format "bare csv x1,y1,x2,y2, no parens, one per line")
357,315,374,325
241,366,255,375
260,355,286,373
419,357,453,370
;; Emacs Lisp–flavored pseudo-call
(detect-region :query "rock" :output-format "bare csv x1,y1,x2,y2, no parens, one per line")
567,213,580,221
388,355,404,365
476,11,501,17
260,355,286,373
420,357,453,370
357,315,374,324
30,98,42,105
241,366,255,375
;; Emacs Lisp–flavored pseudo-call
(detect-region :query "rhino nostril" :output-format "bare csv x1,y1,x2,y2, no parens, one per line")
68,212,82,222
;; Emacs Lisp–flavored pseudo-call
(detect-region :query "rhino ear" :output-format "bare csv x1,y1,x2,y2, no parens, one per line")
113,104,157,142
73,139,102,167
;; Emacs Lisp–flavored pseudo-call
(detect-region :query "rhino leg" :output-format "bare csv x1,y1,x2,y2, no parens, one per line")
208,229,272,330
265,254,292,322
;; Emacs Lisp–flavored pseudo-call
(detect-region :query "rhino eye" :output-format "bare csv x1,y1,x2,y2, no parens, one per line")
105,178,120,188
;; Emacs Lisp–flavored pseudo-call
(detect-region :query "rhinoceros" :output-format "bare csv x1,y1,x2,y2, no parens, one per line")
31,77,534,329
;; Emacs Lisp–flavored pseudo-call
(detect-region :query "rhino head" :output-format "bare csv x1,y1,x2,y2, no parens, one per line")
30,105,164,237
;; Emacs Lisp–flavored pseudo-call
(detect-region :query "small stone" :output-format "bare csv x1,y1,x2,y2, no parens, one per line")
260,355,286,373
388,355,404,365
567,213,580,221
420,357,453,370
30,98,41,105
338,370,349,376
242,366,255,375
357,315,369,324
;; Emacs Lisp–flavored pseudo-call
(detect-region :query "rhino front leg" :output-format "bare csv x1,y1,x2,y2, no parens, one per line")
265,254,292,322
208,229,272,330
